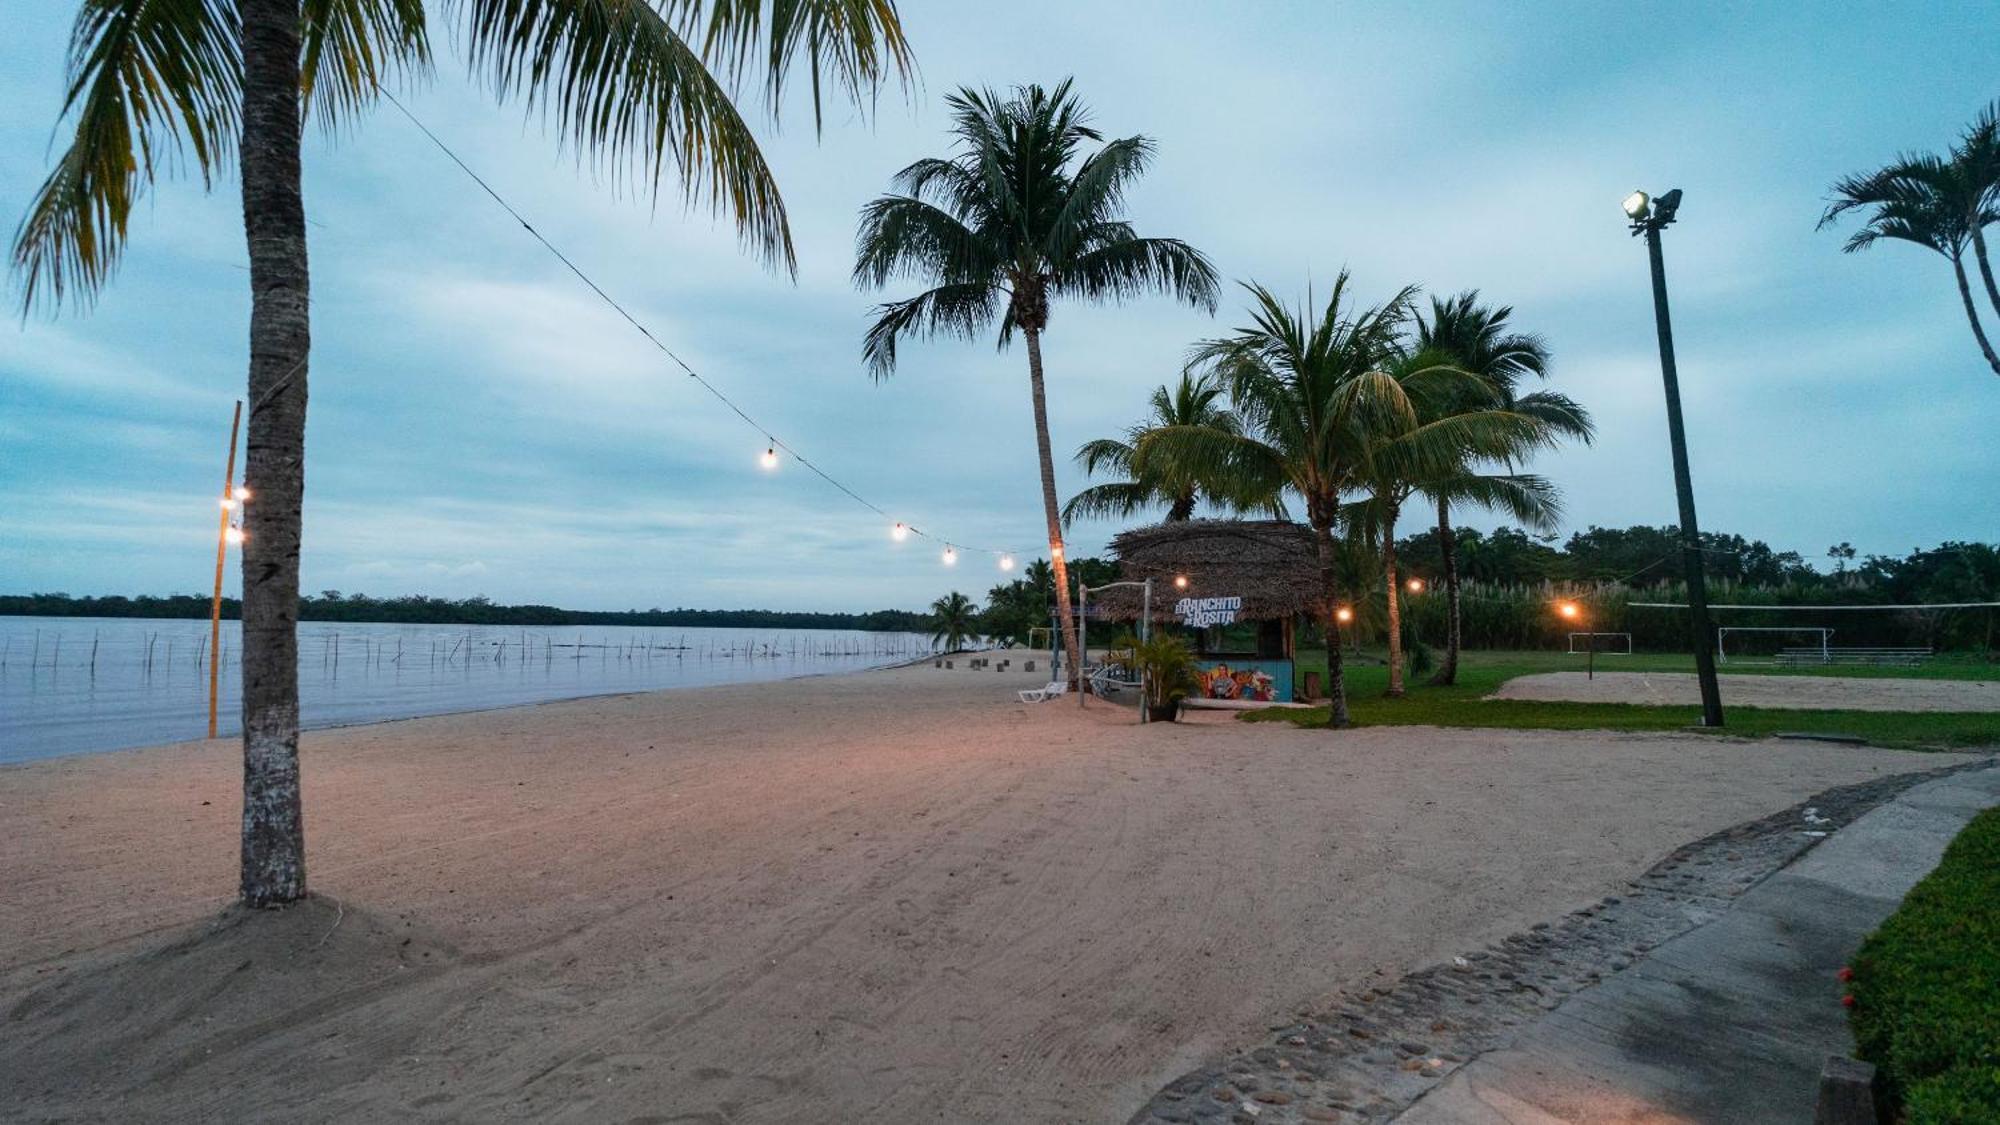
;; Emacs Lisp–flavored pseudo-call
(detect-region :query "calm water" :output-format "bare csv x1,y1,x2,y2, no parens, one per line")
0,616,933,764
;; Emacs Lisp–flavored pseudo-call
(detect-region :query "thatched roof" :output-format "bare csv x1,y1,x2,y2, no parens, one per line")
1093,519,1321,623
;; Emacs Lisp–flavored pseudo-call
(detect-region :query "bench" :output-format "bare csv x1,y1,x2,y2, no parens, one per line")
1777,646,1933,667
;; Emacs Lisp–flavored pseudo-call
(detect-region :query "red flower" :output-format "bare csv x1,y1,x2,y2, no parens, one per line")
1841,994,1856,1008
1837,966,1855,982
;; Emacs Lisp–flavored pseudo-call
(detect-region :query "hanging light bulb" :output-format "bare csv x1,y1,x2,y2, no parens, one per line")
892,522,909,541
942,546,958,566
1335,606,1354,624
999,554,1015,571
233,486,251,502
760,445,779,470
1174,574,1189,590
225,527,247,546
220,497,238,511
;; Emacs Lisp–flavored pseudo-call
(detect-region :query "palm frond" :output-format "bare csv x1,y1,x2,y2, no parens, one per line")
860,281,1000,378
1060,480,1160,525
456,0,796,272
852,194,993,288
12,0,239,311
1060,235,1218,309
300,0,430,132
688,0,912,133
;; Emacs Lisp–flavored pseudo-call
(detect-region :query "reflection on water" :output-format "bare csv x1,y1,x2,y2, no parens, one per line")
0,617,933,764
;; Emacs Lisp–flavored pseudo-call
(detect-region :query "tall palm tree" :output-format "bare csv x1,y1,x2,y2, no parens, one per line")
1135,275,1428,728
13,0,911,907
1062,371,1279,525
1955,101,2000,318
1346,347,1559,697
1413,293,1593,685
930,591,978,652
1822,148,2000,376
853,80,1219,691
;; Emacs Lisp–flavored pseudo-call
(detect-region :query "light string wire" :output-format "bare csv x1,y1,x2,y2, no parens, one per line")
376,87,1023,564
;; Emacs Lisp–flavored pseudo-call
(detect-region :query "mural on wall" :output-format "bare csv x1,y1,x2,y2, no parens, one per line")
1192,660,1293,703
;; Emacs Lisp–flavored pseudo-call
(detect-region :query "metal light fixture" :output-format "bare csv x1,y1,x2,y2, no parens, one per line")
1622,190,1651,221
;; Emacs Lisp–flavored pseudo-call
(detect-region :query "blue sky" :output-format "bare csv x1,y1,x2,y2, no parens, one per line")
2,2,1996,613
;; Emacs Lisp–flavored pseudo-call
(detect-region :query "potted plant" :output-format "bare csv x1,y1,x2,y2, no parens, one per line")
1123,633,1199,723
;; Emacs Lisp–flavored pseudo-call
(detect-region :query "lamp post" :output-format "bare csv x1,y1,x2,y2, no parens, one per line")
1624,188,1724,727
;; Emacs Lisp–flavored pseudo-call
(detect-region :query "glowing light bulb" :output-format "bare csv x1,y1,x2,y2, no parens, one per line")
220,497,238,511
1336,606,1354,624
999,554,1014,571
1558,601,1581,620
760,446,779,470
1051,545,1064,559
1406,578,1424,593
942,546,958,566
1174,575,1189,590
892,522,909,541
233,486,251,502
225,527,247,545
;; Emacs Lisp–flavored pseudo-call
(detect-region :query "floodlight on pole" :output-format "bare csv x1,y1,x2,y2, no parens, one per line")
1626,186,1724,727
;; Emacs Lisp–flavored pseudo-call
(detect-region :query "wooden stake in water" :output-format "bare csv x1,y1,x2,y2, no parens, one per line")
210,400,242,739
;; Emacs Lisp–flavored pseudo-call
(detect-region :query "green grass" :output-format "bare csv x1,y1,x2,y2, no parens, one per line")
1849,808,2000,1123
1240,649,2000,751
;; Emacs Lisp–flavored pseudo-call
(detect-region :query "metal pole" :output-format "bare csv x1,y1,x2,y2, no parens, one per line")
1077,582,1088,708
209,400,243,740
1140,578,1152,724
1643,221,1725,727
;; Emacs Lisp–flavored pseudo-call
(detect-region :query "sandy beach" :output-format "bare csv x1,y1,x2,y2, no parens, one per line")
0,658,1974,1123
1491,669,2000,711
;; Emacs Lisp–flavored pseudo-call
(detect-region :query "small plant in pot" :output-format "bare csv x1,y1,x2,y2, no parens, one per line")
1121,632,1199,723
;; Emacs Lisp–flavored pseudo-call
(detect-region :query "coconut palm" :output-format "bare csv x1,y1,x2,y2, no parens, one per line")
1062,372,1280,526
1345,348,1563,697
1413,293,1593,685
1134,275,1429,728
853,80,1219,691
12,0,911,907
1821,142,2000,376
930,591,979,652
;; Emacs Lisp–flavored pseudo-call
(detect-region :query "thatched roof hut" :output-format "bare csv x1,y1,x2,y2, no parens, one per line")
1093,519,1320,624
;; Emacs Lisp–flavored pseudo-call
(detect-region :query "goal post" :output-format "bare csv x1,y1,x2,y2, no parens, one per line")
1567,632,1632,655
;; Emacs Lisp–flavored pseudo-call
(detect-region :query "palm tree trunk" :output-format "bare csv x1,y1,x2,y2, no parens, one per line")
1025,327,1085,690
1429,495,1461,686
1971,224,2000,322
1313,519,1350,728
1382,501,1404,697
237,0,310,907
1950,253,2000,376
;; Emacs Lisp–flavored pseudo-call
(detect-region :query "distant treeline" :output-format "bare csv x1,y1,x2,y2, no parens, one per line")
0,591,931,633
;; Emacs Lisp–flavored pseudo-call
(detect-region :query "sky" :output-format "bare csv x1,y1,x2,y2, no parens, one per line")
2,2,1997,613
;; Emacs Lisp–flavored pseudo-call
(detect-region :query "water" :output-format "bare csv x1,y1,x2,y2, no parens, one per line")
0,617,933,764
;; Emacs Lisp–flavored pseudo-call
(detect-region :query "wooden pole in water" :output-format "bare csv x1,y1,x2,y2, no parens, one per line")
209,400,242,739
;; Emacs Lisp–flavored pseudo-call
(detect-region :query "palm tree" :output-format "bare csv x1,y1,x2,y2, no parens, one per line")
1135,275,1425,728
1345,347,1559,697
853,80,1219,691
1062,372,1279,525
13,0,911,907
1822,146,2000,376
1413,293,1593,685
930,591,978,652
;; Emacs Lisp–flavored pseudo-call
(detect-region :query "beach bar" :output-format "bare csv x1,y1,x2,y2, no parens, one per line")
1097,519,1321,704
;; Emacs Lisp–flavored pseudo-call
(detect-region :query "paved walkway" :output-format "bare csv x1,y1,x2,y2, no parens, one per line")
1394,763,2000,1124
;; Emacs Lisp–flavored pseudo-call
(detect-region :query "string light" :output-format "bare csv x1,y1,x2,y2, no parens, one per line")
375,88,1036,566
233,486,251,502
225,528,247,545
1336,606,1354,624
942,546,958,566
1174,574,1189,590
1558,601,1581,620
1406,578,1424,594
892,522,909,542
220,497,238,511
999,554,1014,571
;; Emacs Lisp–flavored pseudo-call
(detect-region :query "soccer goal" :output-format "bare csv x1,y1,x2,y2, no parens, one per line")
1567,632,1632,655
1715,626,1832,664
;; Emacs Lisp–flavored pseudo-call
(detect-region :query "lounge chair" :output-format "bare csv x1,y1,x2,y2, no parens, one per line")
1017,680,1069,704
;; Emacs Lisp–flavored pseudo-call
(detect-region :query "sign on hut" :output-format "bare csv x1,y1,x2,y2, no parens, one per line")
1096,520,1321,705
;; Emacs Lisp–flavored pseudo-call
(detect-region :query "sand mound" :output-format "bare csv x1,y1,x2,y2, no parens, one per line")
1,896,458,1120
1489,670,2000,712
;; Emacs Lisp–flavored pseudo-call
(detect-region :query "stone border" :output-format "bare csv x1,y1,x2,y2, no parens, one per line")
1126,758,1994,1125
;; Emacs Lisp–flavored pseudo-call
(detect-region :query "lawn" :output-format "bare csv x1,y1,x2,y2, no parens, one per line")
1241,649,2000,751
1848,807,2000,1122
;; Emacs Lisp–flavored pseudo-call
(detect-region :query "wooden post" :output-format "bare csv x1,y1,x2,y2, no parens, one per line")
209,400,243,740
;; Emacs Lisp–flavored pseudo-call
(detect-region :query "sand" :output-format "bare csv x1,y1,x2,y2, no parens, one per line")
1491,669,2000,712
0,658,1976,1123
